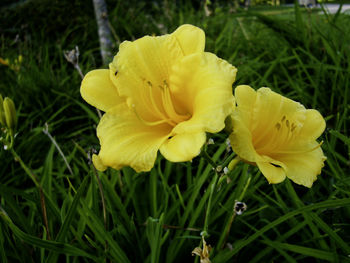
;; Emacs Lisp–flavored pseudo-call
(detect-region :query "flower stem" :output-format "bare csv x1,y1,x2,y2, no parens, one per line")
201,147,217,168
202,171,218,238
218,171,251,249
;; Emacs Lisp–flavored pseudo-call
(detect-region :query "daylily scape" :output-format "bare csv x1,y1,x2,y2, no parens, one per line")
81,24,237,172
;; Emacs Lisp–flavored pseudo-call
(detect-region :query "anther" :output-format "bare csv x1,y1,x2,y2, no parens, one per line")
286,119,290,128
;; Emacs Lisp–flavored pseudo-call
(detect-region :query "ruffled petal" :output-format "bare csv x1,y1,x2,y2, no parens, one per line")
256,156,287,184
111,34,183,121
172,24,205,55
277,142,326,187
92,154,107,172
298,109,326,141
96,103,172,172
170,52,237,134
252,88,306,150
159,132,206,162
80,69,124,112
233,85,257,128
229,117,257,163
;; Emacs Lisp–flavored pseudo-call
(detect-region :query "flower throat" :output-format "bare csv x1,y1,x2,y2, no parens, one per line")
134,79,190,127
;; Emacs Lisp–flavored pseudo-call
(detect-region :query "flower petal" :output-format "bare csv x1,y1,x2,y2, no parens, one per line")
229,117,257,163
80,69,124,112
298,109,326,141
160,132,206,162
171,52,237,134
251,88,306,149
172,24,205,55
92,154,107,171
111,34,184,121
278,143,326,187
256,158,287,184
96,103,172,172
233,85,257,128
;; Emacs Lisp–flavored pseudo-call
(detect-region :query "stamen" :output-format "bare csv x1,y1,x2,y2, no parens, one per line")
161,81,189,123
273,141,323,155
291,123,296,132
146,81,171,122
138,79,159,119
134,78,190,127
133,107,173,126
286,119,290,128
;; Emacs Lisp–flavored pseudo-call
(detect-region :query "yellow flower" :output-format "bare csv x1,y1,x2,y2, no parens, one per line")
229,85,326,187
81,25,237,172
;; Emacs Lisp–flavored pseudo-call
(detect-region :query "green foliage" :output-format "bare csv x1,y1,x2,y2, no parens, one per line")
0,1,349,262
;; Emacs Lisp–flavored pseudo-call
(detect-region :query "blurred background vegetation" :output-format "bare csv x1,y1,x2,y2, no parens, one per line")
0,0,350,262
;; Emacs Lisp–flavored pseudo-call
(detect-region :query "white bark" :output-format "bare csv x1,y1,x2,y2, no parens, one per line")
92,0,113,65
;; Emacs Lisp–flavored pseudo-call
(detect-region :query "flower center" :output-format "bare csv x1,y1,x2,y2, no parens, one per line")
255,115,322,155
134,78,190,127
255,115,298,155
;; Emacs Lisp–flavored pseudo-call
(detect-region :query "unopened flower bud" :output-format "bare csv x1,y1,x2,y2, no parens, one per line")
0,94,5,126
3,97,17,131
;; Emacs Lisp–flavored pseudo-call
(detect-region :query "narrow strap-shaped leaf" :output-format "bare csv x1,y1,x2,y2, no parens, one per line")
0,210,97,261
214,198,350,262
262,240,335,261
45,176,89,263
80,202,131,263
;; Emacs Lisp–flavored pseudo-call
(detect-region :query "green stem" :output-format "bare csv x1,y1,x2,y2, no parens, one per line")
201,147,217,168
201,145,223,237
202,171,218,237
218,171,251,249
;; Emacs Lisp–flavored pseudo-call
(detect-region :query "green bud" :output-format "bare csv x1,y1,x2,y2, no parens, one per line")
0,94,5,126
3,97,17,131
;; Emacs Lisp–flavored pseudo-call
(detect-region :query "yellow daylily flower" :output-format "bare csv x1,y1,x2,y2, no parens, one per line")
229,85,326,187
81,24,237,172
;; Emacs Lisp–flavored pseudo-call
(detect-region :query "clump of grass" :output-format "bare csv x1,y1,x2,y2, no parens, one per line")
0,1,349,262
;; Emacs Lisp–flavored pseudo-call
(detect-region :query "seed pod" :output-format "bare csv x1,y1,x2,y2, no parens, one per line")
0,94,5,126
3,97,17,131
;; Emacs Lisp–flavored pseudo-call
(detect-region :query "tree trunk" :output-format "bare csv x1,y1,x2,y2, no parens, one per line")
92,0,114,65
